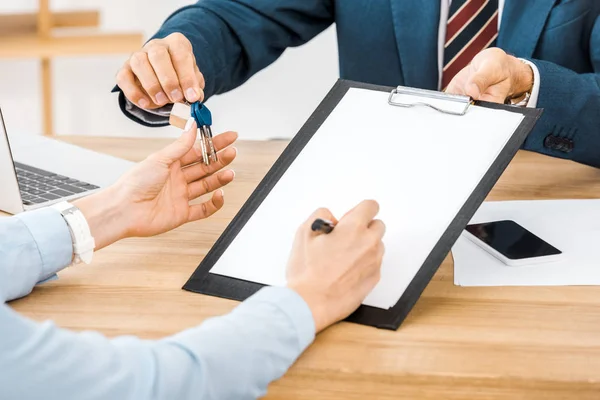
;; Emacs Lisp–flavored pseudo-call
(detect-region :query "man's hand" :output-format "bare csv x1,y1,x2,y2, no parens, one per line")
286,201,386,333
117,33,205,109
446,48,534,104
75,119,238,249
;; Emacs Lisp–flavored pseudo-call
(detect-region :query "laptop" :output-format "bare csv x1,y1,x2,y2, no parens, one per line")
0,108,134,214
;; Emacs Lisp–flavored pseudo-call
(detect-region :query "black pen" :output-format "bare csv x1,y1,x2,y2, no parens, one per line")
311,218,335,234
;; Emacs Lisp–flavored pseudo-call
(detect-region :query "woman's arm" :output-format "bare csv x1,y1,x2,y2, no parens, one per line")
1,120,237,302
0,207,73,302
0,286,314,400
2,123,386,399
2,199,385,400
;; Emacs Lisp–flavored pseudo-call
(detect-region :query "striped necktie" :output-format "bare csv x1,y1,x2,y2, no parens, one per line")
442,0,499,89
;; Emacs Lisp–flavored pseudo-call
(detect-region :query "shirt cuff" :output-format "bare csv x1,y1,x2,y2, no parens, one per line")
15,207,73,282
519,59,540,108
245,287,316,351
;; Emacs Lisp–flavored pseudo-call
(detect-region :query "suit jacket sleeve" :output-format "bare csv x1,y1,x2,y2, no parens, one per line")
523,15,600,168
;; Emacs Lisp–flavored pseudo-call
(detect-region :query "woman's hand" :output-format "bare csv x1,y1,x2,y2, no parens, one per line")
287,200,386,332
75,119,238,249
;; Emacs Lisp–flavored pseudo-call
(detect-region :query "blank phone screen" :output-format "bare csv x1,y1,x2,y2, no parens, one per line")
465,220,562,260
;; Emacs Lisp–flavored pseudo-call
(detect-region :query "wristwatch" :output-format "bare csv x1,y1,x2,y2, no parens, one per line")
51,201,95,265
507,89,531,107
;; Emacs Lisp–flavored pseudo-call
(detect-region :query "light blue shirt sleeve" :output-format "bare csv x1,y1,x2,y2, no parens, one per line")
0,207,73,301
1,208,316,400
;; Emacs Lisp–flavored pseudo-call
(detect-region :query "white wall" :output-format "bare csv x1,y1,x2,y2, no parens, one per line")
0,1,338,140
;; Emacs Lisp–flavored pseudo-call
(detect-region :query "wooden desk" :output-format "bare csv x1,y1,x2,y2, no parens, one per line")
9,137,600,400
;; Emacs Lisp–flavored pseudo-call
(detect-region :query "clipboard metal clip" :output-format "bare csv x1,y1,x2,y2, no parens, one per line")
388,86,472,116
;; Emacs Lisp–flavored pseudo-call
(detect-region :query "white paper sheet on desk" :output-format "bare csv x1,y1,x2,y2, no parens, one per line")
453,200,600,287
210,88,524,309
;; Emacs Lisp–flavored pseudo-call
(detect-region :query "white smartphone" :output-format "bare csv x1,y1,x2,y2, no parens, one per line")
463,220,563,266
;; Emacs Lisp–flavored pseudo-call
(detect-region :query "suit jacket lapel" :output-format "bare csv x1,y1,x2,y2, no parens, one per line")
389,0,440,89
498,0,557,57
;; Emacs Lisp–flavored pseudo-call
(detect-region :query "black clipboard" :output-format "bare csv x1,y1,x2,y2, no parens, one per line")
183,79,543,330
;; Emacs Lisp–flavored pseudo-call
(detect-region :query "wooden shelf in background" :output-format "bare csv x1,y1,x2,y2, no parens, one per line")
0,11,100,36
0,1,144,135
0,32,143,59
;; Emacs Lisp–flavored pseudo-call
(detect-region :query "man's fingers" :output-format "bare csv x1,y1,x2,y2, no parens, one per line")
150,120,197,165
147,44,184,103
188,189,225,222
444,72,467,96
340,200,380,228
192,51,206,89
116,64,154,109
162,32,202,103
180,131,238,167
466,65,509,103
195,67,206,102
182,146,237,182
129,51,169,106
446,48,511,103
465,66,494,100
168,41,201,103
478,91,506,103
187,170,235,199
465,52,507,100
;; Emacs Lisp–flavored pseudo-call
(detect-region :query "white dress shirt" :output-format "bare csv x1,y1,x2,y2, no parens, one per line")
438,0,540,107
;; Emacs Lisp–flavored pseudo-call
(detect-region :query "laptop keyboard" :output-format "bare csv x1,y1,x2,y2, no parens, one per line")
14,162,99,206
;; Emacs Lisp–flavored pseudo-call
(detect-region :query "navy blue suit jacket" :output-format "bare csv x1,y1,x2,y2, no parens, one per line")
123,0,600,167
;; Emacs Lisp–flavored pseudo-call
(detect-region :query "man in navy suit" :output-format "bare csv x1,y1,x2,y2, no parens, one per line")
115,0,600,168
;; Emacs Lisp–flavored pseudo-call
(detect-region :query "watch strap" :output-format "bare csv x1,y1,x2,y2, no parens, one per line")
51,201,95,265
